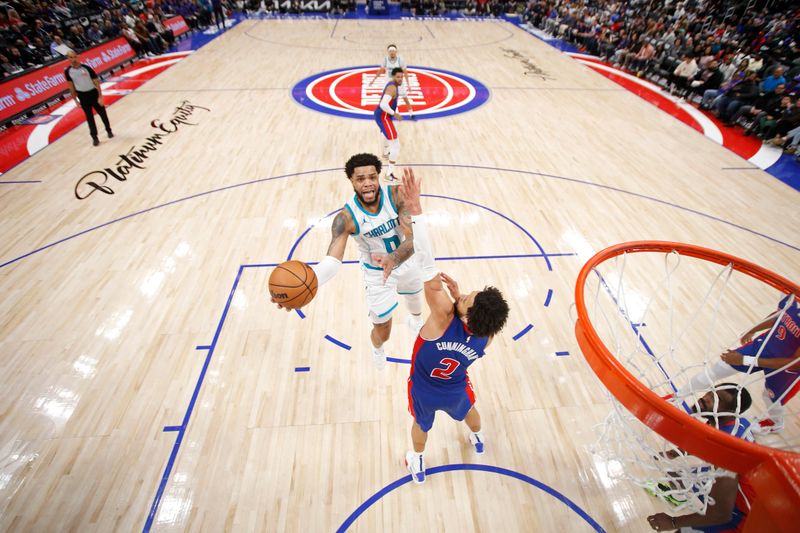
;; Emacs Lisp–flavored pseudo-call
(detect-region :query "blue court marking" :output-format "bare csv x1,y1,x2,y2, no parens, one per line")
324,334,352,350
387,357,412,364
336,463,605,532
195,345,211,350
424,193,553,271
3,163,798,271
295,309,306,319
295,367,311,372
544,288,554,307
555,351,570,357
512,324,533,341
593,269,692,414
284,194,559,271
0,180,42,184
143,264,245,533
162,425,182,432
291,65,490,120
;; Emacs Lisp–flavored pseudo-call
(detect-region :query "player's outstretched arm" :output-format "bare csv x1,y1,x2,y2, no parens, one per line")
372,185,415,282
272,209,353,311
740,314,778,344
397,168,453,328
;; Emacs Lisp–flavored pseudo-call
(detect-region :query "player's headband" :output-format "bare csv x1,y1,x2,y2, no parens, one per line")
387,45,397,51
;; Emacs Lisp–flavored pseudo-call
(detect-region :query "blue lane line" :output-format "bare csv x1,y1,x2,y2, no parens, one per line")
593,270,692,414
286,208,341,261
387,357,411,364
195,345,211,350
336,463,605,532
423,193,554,271
555,351,570,357
0,180,42,184
544,288,553,307
295,309,306,319
512,324,533,341
162,426,182,432
294,367,311,372
324,334,351,351
4,163,796,271
143,264,245,533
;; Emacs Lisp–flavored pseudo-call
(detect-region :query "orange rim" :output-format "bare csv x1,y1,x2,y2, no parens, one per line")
574,241,800,526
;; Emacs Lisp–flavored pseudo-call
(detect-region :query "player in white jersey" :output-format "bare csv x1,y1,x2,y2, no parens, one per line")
370,44,415,116
273,153,424,369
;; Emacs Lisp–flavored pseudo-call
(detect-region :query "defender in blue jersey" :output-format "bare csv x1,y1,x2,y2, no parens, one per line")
373,169,510,484
678,294,800,434
373,68,405,181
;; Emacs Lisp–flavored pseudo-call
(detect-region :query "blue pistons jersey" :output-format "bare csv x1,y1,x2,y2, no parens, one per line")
743,294,800,359
410,316,489,391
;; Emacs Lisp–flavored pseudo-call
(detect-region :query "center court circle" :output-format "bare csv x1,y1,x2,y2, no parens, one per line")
291,65,490,119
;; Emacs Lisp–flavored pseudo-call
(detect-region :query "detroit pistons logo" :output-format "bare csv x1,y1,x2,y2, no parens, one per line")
291,66,489,120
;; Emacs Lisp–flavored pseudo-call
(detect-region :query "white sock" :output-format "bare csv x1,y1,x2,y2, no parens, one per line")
386,161,396,176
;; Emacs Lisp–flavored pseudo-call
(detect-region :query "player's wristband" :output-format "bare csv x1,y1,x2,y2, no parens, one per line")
410,214,438,282
742,355,758,367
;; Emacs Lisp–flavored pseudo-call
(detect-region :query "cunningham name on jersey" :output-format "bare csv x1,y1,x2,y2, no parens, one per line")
435,341,480,361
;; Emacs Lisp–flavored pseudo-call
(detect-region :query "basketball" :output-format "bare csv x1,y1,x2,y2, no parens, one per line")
268,260,318,309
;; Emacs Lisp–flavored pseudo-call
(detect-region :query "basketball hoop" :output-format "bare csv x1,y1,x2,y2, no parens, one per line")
574,241,800,532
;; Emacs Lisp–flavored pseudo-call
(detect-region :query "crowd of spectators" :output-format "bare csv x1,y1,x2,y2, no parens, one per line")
0,1,361,81
522,0,800,154
3,0,799,154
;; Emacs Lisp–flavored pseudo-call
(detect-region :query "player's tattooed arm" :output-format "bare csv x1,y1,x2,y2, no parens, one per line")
325,209,355,260
388,208,415,265
372,187,414,282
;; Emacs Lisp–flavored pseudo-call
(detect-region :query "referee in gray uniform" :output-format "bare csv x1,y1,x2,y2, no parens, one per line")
65,50,113,146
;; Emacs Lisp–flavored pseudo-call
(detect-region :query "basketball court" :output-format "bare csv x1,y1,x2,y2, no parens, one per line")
0,17,798,532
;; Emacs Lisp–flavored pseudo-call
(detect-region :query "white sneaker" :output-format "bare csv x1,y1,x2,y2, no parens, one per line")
385,173,399,182
372,345,386,370
469,432,485,454
405,451,425,484
406,314,424,336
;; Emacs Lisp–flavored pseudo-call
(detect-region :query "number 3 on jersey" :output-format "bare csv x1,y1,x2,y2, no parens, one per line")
431,358,460,380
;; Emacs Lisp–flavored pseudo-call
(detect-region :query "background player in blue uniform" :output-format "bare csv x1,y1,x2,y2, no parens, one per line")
375,168,510,484
677,294,800,434
374,68,405,181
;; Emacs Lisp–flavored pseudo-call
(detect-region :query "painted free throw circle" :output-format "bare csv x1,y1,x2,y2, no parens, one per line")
291,65,490,119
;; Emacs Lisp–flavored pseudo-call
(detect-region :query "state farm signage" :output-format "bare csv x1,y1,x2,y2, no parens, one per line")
0,37,134,123
164,16,190,37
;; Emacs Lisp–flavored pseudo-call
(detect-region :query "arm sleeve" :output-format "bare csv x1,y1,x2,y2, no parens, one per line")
64,68,72,82
86,65,98,79
379,94,395,115
311,255,342,287
410,214,438,282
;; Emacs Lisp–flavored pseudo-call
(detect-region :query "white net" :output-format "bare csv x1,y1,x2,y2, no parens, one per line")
580,248,799,515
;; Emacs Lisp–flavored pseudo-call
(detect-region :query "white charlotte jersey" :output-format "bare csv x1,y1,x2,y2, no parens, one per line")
343,184,404,271
382,54,406,71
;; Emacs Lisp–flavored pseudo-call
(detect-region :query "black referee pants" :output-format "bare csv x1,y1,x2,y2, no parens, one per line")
77,89,111,139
